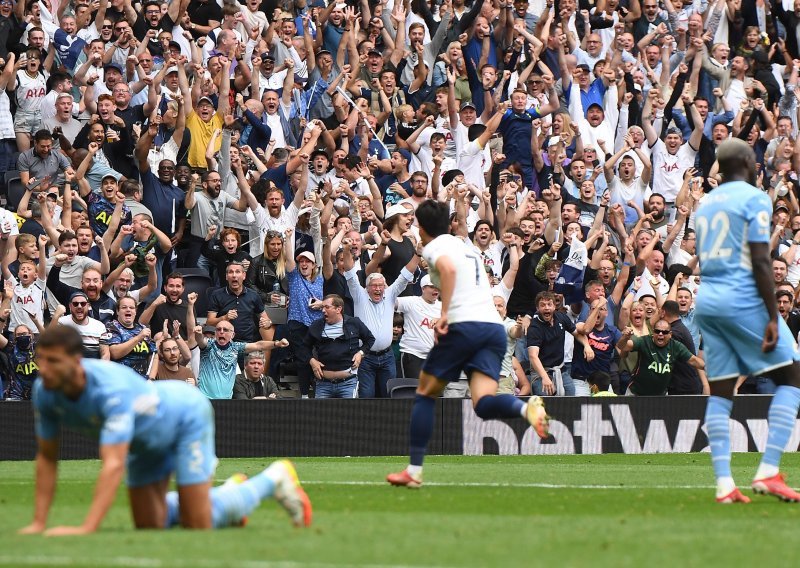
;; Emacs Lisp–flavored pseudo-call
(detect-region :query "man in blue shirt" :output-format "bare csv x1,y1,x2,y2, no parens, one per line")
497,79,560,192
695,139,800,504
19,326,311,535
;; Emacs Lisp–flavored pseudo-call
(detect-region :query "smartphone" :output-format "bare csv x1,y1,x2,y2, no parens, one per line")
592,159,600,168
26,178,45,191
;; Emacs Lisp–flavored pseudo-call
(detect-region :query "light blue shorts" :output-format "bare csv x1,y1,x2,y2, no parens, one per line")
127,399,218,488
695,308,800,381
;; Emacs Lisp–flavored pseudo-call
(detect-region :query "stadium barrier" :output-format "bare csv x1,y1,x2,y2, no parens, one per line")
0,396,780,460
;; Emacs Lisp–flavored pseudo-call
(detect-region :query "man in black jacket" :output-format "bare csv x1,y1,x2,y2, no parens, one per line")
233,351,280,399
305,294,375,399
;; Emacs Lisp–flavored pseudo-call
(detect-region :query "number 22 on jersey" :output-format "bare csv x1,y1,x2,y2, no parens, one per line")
696,211,733,262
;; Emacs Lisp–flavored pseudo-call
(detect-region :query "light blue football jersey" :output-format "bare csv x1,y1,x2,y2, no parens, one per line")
33,359,210,454
694,181,772,314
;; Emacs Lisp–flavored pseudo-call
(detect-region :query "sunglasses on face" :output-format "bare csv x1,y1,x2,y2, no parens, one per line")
71,301,88,307
653,329,671,335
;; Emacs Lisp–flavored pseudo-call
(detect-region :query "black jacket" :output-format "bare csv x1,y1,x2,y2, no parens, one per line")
305,315,375,372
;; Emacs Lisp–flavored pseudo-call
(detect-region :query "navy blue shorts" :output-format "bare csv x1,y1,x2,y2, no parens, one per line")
422,322,506,382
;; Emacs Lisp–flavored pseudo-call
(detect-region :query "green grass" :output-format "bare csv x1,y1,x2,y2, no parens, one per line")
3,454,800,567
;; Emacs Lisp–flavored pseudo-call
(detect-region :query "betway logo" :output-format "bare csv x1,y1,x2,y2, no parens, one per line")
462,401,799,455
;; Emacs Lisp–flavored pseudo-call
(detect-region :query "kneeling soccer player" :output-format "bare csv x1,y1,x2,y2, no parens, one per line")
18,326,311,535
387,200,550,488
696,139,800,503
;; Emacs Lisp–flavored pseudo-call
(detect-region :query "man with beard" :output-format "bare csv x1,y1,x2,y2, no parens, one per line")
646,193,669,236
470,220,504,279
113,213,174,302
777,290,800,341
74,96,137,179
141,275,191,339
184,169,253,274
136,139,189,250
127,0,185,56
50,255,155,324
251,182,305,259
55,290,109,359
103,254,157,306
152,337,195,383
46,231,109,293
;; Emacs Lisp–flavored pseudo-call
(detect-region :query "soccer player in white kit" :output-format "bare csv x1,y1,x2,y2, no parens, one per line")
387,200,550,488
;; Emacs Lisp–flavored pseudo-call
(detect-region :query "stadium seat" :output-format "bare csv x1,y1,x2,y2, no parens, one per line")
176,267,211,277
387,378,419,399
5,170,25,211
182,275,214,319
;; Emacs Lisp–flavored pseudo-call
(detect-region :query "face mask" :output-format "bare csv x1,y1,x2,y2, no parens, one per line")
16,336,31,350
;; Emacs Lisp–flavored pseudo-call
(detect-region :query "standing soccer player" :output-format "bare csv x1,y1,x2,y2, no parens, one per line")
19,326,312,535
387,200,550,488
695,138,800,503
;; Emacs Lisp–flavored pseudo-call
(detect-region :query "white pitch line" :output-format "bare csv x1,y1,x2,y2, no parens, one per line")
0,556,441,568
0,479,716,489
301,480,716,490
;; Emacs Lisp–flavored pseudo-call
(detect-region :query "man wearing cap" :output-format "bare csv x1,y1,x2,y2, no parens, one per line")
184,56,231,169
305,294,375,399
643,90,704,207
395,275,441,380
342,234,421,398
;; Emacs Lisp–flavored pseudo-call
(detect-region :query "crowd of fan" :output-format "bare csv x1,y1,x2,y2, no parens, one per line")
0,0,796,400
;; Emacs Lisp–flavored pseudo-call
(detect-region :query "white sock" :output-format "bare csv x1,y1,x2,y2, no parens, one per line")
716,476,736,499
519,402,528,419
406,465,422,478
755,463,780,481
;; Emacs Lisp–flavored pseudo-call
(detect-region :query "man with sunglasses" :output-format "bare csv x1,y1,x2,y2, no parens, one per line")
616,319,704,396
56,291,109,359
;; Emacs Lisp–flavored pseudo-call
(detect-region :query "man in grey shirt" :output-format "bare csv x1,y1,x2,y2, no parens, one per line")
17,130,73,188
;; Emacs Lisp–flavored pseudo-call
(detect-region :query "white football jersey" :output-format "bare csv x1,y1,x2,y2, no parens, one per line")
422,234,501,326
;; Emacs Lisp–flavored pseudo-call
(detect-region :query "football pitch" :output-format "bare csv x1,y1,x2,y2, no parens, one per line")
3,454,800,567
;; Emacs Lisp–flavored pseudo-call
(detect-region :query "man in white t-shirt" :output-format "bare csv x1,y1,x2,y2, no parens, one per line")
387,200,549,488
395,275,441,380
643,91,703,206
57,291,109,359
604,136,652,227
457,102,507,190
493,295,526,395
